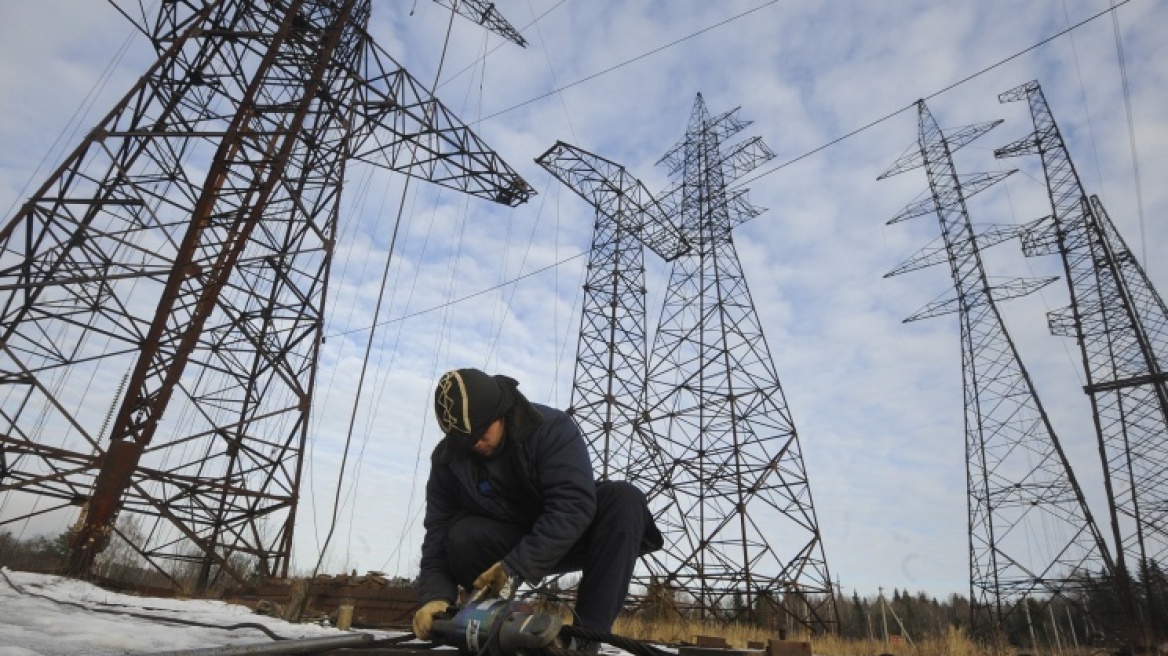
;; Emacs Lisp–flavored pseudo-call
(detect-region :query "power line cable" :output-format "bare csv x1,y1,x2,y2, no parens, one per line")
373,32,496,580
436,0,569,92
325,250,588,341
337,20,505,570
1059,0,1109,197
1108,0,1148,268
733,0,1132,189
312,0,462,577
472,0,783,124
2,9,140,221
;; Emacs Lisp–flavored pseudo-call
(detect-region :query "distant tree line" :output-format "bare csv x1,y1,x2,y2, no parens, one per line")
634,568,1168,650
0,516,261,595
832,569,1167,649
3,524,1165,648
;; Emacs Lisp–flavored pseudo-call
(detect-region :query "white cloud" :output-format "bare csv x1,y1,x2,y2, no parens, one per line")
0,0,1164,603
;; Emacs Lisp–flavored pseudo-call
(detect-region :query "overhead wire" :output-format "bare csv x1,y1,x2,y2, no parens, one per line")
0,2,157,545
337,23,511,566
325,250,588,341
330,39,488,560
1,9,140,220
382,22,509,577
472,0,783,125
305,78,413,560
549,219,589,408
357,1,545,577
373,30,494,578
482,169,555,371
733,0,1134,190
392,175,481,576
1108,0,1148,268
480,2,571,372
1059,0,1109,196
311,0,463,577
316,0,1140,355
306,142,385,556
340,175,429,568
436,0,568,93
484,46,523,371
376,10,587,572
526,0,579,144
525,0,582,406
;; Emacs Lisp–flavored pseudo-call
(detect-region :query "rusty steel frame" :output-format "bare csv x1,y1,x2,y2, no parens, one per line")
0,0,531,590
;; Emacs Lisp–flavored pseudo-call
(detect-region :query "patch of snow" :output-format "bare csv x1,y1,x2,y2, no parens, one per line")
0,568,396,655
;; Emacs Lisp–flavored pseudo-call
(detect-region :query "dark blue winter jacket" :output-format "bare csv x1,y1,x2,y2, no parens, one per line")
418,397,597,604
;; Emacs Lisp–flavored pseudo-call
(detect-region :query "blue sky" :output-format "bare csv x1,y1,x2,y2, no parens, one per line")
0,0,1165,600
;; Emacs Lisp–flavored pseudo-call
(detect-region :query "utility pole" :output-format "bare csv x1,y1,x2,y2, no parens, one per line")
880,587,889,647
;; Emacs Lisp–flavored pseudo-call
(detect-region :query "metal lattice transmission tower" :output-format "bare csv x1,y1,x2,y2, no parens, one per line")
643,94,836,631
538,98,836,632
997,80,1168,634
535,142,687,485
879,100,1114,636
0,0,532,590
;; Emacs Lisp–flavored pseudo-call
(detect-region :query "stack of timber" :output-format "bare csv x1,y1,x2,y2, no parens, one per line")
224,572,417,628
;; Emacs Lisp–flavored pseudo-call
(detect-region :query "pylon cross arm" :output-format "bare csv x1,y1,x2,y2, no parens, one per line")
348,44,534,206
536,141,689,261
431,0,527,47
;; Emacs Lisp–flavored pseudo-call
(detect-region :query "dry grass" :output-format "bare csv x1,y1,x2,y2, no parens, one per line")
809,628,991,656
608,618,1106,656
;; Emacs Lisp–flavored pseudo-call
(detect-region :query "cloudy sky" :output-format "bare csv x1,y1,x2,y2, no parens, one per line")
0,0,1165,601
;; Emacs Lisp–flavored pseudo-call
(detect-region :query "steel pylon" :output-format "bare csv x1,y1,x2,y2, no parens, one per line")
539,96,837,633
647,94,835,632
879,100,1114,638
997,80,1168,640
535,141,686,486
0,0,531,590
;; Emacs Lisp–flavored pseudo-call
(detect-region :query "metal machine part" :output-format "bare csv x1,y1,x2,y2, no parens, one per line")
431,597,562,656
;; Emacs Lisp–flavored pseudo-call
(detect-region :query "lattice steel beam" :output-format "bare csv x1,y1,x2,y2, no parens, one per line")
431,0,527,47
0,0,532,589
538,96,836,633
997,80,1168,641
880,100,1114,639
642,94,835,632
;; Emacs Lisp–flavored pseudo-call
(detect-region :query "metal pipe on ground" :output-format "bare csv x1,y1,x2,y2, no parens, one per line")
150,632,376,656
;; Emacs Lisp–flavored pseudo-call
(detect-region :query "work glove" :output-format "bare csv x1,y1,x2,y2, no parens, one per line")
472,560,511,599
412,598,451,640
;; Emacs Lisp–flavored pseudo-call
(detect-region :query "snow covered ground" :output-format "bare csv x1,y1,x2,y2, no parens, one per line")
0,568,398,655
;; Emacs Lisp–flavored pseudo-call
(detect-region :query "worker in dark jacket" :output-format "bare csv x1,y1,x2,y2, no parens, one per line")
412,368,662,644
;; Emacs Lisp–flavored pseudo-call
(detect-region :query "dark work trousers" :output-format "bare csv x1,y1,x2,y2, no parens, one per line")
444,480,649,633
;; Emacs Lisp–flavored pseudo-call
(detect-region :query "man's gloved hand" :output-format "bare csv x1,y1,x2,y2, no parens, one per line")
472,561,510,599
412,599,451,640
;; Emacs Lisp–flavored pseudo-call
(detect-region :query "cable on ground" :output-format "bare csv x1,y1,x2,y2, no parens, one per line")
0,568,286,641
557,624,675,656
